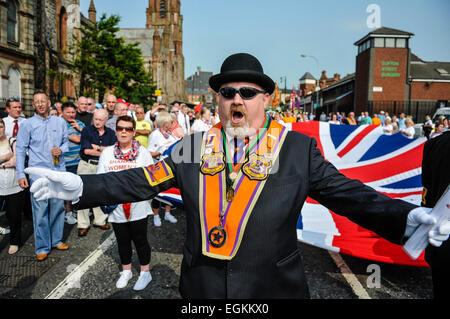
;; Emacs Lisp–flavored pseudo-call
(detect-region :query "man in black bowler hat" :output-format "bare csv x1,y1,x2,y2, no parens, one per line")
421,129,450,299
26,53,450,298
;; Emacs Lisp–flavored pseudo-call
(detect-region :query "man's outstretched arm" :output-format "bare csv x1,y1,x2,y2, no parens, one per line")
26,159,177,209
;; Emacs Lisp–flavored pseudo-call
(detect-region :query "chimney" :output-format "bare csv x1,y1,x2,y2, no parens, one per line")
88,0,97,23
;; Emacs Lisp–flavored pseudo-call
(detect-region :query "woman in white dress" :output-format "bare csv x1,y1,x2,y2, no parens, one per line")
97,116,154,291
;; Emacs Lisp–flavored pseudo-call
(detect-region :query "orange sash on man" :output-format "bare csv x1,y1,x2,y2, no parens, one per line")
199,118,288,260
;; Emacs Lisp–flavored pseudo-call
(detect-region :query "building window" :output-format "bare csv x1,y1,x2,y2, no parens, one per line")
385,38,395,48
59,8,68,57
374,38,384,48
396,38,406,48
7,0,18,42
160,0,166,18
8,68,21,99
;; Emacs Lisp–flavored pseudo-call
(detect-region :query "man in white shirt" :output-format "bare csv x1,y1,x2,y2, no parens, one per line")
178,103,191,135
4,98,25,138
190,108,212,133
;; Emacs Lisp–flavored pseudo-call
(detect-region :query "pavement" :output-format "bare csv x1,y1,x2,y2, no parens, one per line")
0,207,434,300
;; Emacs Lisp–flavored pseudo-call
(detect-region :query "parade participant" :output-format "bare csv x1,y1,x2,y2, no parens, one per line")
421,129,450,299
27,53,450,298
16,90,70,261
343,111,357,125
97,116,154,290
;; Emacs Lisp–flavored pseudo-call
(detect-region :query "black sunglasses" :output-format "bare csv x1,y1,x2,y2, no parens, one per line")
219,87,265,100
8,97,20,102
116,126,134,133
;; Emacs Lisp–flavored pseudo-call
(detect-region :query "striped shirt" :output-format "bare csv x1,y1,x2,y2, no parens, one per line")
64,119,85,167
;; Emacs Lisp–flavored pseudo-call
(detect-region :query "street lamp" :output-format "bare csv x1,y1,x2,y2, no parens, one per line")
280,76,287,107
300,54,320,116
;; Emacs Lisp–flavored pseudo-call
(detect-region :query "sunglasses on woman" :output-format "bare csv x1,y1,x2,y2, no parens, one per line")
116,126,134,133
219,86,265,100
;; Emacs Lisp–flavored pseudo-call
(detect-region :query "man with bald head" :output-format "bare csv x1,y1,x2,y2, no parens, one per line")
76,108,117,236
105,94,117,119
106,102,128,131
76,96,93,127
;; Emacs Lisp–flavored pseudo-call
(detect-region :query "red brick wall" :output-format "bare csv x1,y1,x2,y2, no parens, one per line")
354,49,370,114
372,48,408,101
411,81,450,100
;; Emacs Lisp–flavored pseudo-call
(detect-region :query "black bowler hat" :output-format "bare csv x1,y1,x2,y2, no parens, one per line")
209,53,275,95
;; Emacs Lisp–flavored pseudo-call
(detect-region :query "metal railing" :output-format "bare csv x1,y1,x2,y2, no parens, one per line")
367,100,440,123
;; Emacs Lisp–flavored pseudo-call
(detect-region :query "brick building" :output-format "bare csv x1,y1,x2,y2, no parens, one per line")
353,27,450,121
118,0,186,104
0,0,90,115
186,66,215,105
305,27,450,121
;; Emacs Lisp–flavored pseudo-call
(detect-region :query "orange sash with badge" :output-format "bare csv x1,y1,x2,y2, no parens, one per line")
199,119,288,260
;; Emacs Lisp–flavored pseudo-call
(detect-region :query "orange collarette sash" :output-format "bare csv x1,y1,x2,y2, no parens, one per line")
199,120,288,260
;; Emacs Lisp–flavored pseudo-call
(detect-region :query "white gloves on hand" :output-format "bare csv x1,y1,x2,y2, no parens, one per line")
406,206,450,247
25,167,83,202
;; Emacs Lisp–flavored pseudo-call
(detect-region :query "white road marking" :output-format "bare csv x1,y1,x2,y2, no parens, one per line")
45,232,116,299
328,251,372,299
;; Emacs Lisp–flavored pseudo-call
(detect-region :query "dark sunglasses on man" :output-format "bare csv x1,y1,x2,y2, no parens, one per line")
8,97,20,102
219,87,265,100
116,126,134,133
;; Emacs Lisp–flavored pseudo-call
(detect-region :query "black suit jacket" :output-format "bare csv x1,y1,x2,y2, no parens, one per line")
78,130,417,298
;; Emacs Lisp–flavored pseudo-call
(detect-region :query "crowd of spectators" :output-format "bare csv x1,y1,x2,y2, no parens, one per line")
270,109,449,140
0,92,448,289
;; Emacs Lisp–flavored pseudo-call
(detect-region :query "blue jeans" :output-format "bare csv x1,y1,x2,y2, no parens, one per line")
30,193,65,255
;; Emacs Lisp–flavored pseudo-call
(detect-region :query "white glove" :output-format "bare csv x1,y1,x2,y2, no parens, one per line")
25,167,83,202
406,207,450,247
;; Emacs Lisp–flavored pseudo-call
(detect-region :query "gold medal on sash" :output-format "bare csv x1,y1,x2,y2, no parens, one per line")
226,188,235,202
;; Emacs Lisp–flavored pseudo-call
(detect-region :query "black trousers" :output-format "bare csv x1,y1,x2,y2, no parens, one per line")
112,217,151,266
1,190,25,246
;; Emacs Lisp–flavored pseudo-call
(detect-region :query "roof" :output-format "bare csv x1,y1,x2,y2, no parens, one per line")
321,73,355,92
368,27,414,37
354,26,414,46
300,72,316,81
410,60,450,81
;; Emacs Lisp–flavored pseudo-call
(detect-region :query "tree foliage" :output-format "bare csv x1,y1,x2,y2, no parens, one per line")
69,14,157,105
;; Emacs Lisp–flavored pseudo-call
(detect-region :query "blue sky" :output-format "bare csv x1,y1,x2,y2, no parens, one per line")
80,0,450,89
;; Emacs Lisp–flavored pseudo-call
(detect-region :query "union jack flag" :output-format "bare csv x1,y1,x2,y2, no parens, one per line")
157,121,428,266
291,121,427,267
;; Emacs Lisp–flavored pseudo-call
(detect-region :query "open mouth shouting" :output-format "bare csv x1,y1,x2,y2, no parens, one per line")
230,107,247,126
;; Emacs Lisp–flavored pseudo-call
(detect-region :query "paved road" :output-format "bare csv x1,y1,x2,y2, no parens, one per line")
0,208,433,300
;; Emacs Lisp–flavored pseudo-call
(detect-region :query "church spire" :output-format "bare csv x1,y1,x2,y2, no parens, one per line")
88,0,97,23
